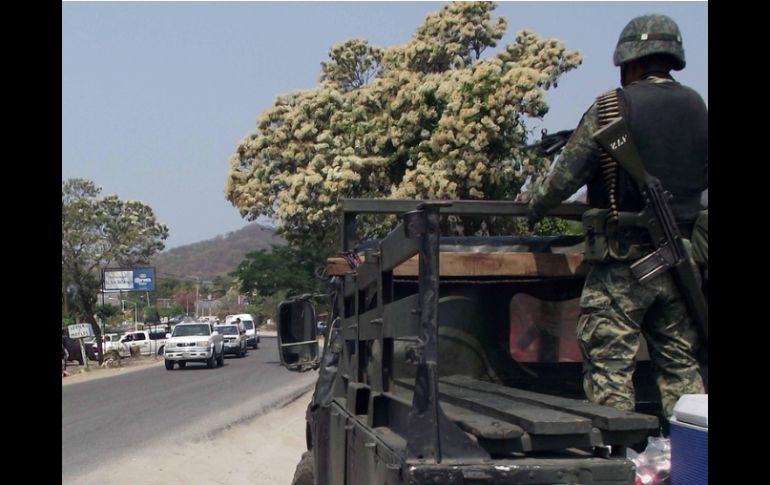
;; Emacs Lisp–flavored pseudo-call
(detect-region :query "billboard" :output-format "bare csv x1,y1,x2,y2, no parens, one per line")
103,268,156,292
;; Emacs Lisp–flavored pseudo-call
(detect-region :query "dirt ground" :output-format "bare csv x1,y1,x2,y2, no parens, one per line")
62,355,165,384
72,389,312,485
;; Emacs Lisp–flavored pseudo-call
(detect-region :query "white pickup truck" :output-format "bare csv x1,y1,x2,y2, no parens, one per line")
105,330,168,358
163,321,225,370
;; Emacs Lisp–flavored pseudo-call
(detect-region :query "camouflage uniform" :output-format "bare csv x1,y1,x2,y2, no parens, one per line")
527,15,706,418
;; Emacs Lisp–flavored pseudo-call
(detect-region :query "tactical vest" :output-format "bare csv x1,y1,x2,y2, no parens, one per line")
586,78,708,225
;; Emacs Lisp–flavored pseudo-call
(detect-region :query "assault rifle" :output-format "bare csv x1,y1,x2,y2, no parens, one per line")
523,129,574,156
594,118,708,347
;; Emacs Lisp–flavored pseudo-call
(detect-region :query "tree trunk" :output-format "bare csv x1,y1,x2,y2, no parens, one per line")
76,288,104,366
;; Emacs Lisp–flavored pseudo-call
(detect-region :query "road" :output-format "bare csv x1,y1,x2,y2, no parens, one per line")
62,336,318,483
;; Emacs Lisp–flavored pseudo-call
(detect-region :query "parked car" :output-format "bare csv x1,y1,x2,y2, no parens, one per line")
117,330,167,356
62,336,97,365
163,322,224,370
214,324,247,357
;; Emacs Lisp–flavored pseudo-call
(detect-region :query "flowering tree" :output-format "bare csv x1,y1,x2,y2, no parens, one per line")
62,178,169,361
226,2,582,247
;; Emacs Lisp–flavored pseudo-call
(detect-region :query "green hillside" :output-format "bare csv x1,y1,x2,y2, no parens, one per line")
152,223,285,281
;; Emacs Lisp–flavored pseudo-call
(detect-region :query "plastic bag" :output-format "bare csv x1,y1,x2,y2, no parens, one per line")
627,437,671,485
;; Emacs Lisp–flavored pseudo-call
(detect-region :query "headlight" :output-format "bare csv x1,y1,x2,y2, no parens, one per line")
197,341,209,347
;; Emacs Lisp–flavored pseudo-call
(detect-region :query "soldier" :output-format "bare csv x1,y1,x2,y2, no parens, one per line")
526,14,707,419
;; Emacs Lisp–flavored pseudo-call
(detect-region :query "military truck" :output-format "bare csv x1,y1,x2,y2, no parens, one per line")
277,199,665,485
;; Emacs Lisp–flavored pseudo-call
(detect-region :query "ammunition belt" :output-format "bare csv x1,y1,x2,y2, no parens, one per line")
596,89,646,261
595,89,621,223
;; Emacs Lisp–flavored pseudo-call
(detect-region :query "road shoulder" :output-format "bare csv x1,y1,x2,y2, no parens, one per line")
62,356,165,385
71,388,314,485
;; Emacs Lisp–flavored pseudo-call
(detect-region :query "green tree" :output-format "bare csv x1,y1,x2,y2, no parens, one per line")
96,304,119,321
226,1,582,246
143,305,161,324
244,291,290,326
62,178,169,361
156,277,183,299
231,244,326,298
210,275,231,299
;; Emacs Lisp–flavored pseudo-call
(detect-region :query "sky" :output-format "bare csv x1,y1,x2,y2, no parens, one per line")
62,1,708,250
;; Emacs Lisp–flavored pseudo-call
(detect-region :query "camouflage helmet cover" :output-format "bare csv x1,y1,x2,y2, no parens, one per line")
613,14,685,70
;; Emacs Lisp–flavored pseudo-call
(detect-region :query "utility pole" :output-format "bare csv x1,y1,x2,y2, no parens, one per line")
195,276,200,318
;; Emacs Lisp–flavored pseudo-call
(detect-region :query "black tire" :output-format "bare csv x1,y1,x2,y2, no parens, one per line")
217,348,225,367
178,361,186,369
238,346,245,358
165,360,174,370
291,450,314,485
158,346,164,356
206,352,216,369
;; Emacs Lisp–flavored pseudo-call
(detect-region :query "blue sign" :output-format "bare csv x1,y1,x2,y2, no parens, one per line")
103,268,156,292
132,269,155,291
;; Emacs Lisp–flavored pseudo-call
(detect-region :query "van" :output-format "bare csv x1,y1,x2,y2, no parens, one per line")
225,313,259,349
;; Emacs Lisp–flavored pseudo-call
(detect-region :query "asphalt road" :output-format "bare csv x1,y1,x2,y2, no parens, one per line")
62,336,318,482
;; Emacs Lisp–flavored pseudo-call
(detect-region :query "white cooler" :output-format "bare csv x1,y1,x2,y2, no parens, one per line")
670,394,708,485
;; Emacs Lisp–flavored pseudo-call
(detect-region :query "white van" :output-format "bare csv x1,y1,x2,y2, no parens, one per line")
225,313,259,349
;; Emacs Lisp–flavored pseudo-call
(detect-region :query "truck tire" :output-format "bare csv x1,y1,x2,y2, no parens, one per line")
291,450,314,485
217,347,225,367
178,361,186,369
207,352,216,369
157,345,164,356
165,360,174,370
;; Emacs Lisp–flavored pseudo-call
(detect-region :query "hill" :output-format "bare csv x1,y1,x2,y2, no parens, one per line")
152,223,285,281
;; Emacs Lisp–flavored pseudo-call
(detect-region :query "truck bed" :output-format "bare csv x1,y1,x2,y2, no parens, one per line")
391,374,658,455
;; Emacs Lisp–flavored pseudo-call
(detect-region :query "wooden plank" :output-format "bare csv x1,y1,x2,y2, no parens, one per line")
327,252,586,277
441,375,658,432
394,252,586,277
441,402,524,440
327,257,359,275
394,378,591,435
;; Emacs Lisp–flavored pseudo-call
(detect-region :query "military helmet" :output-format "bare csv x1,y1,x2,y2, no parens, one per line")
613,14,685,70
